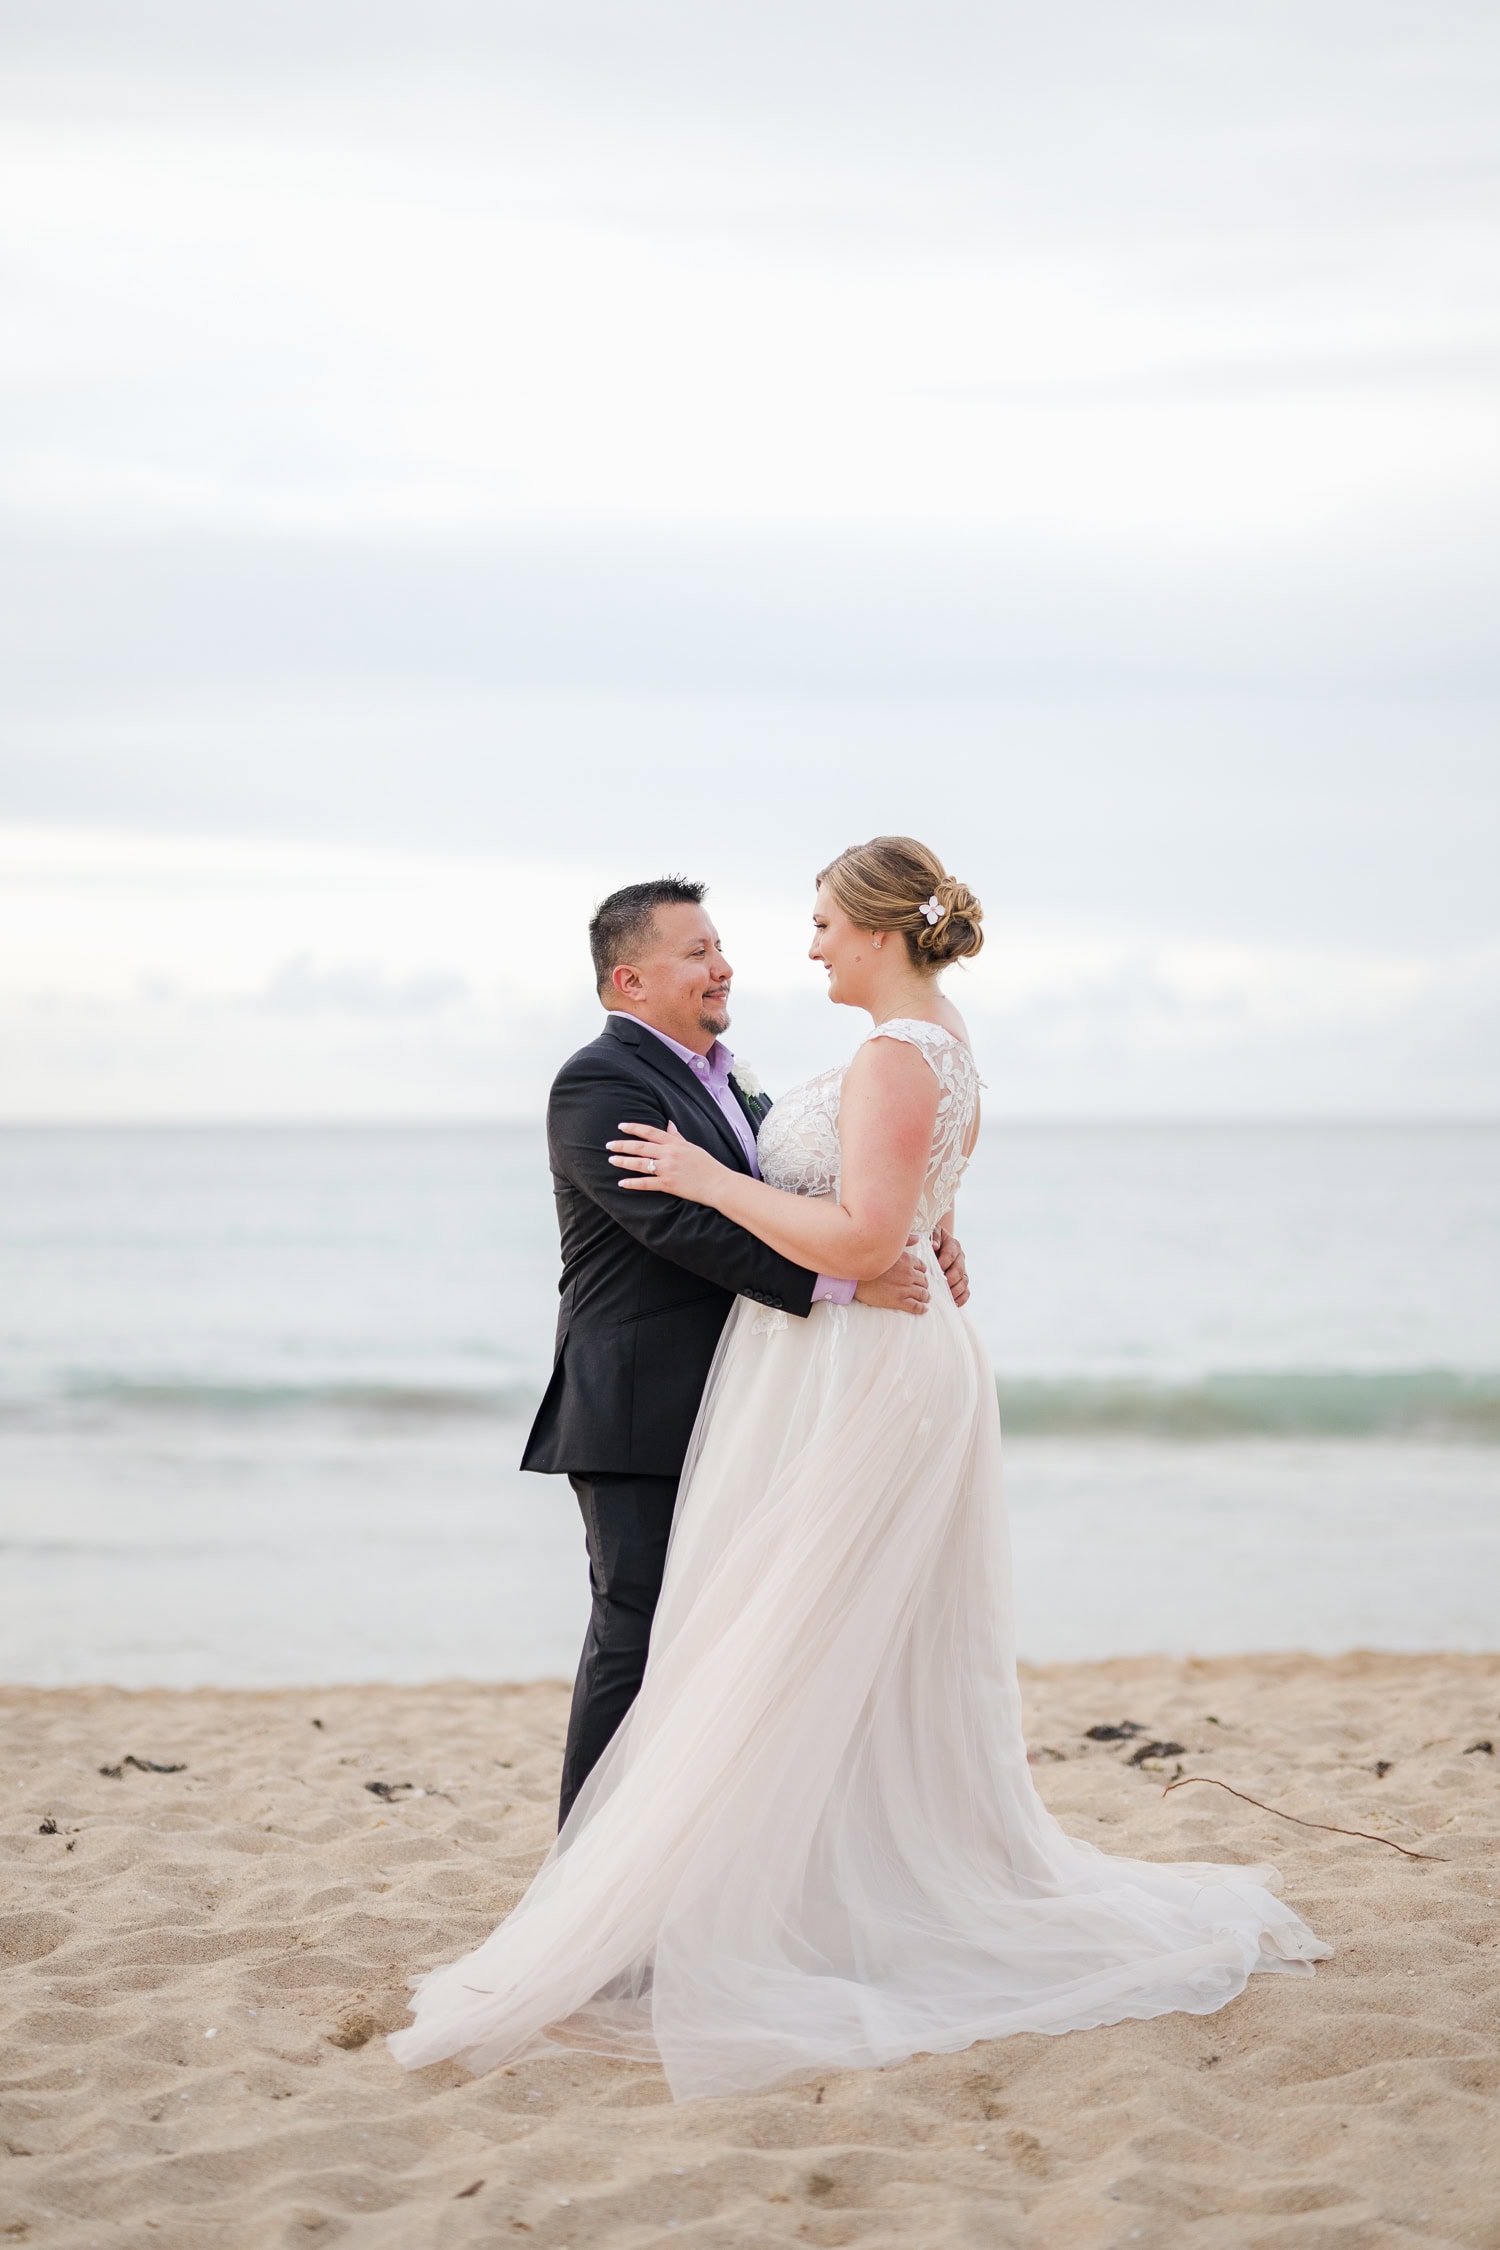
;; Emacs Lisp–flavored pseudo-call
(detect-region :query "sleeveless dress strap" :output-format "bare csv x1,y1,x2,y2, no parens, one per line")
864,1019,981,1082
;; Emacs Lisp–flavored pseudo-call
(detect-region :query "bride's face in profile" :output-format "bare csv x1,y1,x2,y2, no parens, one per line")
809,883,881,1010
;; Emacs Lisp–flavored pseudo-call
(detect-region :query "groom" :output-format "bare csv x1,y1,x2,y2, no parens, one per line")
522,878,970,1824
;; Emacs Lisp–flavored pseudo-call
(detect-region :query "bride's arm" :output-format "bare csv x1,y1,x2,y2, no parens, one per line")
607,1040,940,1282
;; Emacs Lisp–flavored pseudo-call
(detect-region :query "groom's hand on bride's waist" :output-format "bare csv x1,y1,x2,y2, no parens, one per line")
852,1227,969,1315
854,1243,931,1315
932,1225,970,1308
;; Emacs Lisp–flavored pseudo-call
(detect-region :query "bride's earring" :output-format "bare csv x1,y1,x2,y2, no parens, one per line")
872,934,883,950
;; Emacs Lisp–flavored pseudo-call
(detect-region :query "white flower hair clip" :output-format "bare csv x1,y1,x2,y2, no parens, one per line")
921,894,944,925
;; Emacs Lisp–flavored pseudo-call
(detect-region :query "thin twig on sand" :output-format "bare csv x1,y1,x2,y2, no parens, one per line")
1161,1775,1444,1861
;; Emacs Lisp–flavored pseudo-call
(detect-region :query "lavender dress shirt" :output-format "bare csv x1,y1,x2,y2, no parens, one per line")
638,1022,855,1306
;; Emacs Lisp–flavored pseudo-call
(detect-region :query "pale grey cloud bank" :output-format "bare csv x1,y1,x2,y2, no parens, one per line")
1,1,1496,1115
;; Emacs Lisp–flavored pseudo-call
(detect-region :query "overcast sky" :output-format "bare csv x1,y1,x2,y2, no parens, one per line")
2,0,1496,1117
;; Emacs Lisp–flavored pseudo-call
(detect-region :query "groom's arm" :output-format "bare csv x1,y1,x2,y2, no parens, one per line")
550,1059,818,1318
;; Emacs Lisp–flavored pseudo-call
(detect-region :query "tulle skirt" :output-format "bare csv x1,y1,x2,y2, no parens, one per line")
389,1250,1329,2099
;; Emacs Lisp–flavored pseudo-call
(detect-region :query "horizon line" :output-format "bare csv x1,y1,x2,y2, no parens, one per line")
3,1113,1497,1133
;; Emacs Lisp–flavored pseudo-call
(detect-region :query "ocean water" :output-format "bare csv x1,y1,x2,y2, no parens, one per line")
1,1123,1497,1683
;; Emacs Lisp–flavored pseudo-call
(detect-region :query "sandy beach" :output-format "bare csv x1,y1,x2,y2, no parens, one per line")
3,1653,1497,2248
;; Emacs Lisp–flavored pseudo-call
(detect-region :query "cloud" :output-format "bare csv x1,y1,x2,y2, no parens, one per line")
257,955,470,1018
0,3,1495,1116
3,4,1497,547
929,344,1500,407
1,821,1495,1119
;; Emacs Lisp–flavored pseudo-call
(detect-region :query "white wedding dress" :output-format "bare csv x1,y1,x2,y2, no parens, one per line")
389,1019,1329,2099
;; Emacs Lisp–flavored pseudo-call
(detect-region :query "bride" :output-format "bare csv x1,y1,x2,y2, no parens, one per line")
389,834,1329,2100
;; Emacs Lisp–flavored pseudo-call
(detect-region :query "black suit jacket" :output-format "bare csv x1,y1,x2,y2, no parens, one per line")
520,1014,818,1478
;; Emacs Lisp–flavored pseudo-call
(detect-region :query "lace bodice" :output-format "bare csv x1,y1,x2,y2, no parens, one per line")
756,1018,981,1236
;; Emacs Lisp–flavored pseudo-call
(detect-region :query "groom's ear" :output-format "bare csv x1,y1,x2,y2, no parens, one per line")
611,962,645,1002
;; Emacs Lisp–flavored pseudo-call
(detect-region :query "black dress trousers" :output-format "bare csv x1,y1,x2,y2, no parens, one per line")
558,1470,680,1827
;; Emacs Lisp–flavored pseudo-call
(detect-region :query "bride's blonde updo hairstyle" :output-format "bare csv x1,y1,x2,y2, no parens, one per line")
816,836,984,973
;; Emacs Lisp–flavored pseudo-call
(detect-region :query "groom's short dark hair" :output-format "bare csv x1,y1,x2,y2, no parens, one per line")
590,878,707,993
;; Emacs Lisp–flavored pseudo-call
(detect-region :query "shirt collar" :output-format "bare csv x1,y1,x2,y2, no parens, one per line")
637,1019,734,1084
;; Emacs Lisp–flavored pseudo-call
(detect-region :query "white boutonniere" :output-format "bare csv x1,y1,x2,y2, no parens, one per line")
730,1060,764,1101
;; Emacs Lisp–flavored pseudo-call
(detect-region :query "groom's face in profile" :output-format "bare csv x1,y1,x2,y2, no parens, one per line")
610,904,733,1054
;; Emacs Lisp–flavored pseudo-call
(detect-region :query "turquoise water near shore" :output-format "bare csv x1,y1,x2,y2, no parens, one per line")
2,1122,1496,1681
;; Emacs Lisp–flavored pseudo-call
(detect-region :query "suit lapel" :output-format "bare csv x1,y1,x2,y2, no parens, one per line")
604,1017,753,1173
729,1075,771,1138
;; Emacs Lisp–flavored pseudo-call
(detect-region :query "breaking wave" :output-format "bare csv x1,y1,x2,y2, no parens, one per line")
994,1369,1500,1440
5,1367,1500,1440
3,1374,544,1425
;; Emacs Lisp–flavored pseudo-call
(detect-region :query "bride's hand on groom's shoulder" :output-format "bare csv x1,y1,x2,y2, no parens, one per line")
607,1120,726,1206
